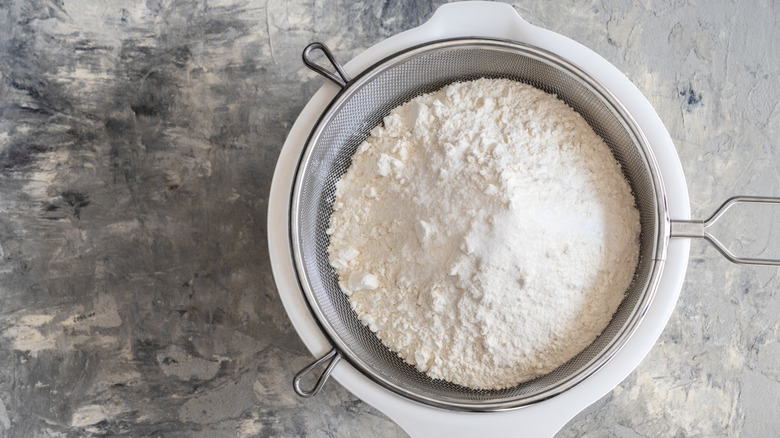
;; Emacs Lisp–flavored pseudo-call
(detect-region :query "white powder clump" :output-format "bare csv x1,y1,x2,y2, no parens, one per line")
326,78,640,390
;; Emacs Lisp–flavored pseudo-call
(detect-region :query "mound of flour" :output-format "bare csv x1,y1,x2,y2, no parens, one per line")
326,78,640,390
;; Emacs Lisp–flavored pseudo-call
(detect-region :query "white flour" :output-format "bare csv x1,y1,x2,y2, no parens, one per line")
327,78,640,390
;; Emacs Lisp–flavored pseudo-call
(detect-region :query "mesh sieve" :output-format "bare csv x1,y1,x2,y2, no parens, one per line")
290,39,669,411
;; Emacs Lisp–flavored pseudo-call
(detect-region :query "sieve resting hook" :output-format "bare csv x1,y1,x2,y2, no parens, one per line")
302,42,352,88
671,195,780,266
293,348,342,397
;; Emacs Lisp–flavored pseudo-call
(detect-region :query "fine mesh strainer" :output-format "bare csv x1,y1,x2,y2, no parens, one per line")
288,38,780,411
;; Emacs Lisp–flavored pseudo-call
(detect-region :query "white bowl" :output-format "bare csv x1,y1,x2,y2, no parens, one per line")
268,2,691,436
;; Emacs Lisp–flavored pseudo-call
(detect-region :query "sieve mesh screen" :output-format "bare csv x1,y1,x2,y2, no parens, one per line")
292,40,665,410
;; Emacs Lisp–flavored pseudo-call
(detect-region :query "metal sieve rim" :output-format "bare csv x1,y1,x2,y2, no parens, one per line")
290,38,671,411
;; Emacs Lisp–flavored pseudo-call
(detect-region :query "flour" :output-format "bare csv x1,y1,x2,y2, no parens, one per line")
326,78,640,390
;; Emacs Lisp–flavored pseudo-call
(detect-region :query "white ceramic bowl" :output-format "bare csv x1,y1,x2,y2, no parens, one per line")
268,2,691,436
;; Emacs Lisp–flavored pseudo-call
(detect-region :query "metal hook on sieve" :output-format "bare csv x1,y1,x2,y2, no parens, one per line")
302,42,352,88
671,195,780,266
293,348,342,397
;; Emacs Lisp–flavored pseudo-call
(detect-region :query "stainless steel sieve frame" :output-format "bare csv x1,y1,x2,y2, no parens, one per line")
289,38,672,411
289,38,780,411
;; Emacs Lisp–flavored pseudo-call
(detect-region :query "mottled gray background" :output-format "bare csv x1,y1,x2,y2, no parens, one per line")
0,0,778,436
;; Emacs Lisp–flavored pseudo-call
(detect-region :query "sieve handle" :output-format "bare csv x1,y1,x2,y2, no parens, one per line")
302,42,352,88
293,348,342,397
671,195,780,266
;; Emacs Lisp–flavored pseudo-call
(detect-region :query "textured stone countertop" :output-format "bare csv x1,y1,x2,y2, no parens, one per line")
1,0,778,436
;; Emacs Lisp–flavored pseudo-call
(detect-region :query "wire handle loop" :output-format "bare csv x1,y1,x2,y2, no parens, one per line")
293,348,341,397
671,195,780,266
302,42,352,88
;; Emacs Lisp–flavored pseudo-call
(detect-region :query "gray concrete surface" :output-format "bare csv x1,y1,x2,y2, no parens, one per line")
0,0,778,436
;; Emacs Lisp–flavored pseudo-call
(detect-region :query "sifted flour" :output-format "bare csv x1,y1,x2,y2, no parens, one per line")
326,78,640,390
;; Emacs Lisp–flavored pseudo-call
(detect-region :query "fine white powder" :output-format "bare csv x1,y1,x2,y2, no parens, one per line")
326,78,640,390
